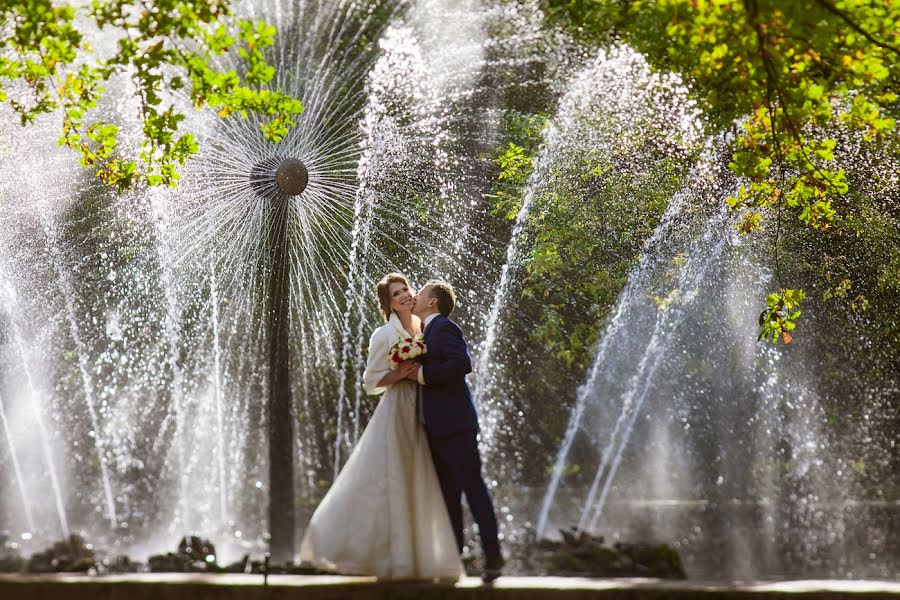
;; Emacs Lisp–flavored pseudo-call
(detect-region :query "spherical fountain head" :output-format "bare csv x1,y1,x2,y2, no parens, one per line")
275,158,309,196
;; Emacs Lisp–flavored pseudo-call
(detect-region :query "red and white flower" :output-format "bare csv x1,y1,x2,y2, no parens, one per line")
389,333,427,369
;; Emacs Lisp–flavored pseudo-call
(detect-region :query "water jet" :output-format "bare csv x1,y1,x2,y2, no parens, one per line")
0,1,896,580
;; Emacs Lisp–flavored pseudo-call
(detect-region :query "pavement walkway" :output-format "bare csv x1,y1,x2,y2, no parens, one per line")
0,574,899,599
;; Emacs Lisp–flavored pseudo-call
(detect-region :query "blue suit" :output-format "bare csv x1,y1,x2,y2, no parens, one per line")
421,314,500,558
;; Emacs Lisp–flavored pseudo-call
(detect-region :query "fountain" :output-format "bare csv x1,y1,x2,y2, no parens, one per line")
0,0,897,582
253,156,310,561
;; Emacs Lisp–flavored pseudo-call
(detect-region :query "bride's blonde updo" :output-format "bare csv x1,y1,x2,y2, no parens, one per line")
375,272,412,321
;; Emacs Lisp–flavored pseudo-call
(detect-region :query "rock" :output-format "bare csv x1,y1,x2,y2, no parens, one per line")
148,553,186,573
149,536,221,573
534,537,558,551
622,541,685,578
245,559,332,575
103,555,141,573
249,559,266,574
0,555,24,573
190,560,210,571
286,562,331,575
177,536,216,563
224,554,249,573
0,533,24,573
535,526,685,579
26,534,96,573
559,526,592,547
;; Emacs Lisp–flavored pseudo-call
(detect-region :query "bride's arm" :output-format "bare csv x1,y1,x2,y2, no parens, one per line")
362,328,410,394
377,365,413,389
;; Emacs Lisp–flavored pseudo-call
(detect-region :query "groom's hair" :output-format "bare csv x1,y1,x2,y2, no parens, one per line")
375,272,412,321
426,279,456,316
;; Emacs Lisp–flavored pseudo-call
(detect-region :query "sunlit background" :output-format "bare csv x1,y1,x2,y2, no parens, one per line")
0,0,897,579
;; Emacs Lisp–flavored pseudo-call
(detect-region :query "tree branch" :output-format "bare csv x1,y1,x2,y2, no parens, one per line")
813,0,900,56
743,0,787,289
745,0,846,202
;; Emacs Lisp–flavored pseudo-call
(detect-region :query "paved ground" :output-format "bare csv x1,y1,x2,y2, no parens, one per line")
0,574,899,599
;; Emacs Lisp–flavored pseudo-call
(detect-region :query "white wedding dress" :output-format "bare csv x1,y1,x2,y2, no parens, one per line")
299,313,464,579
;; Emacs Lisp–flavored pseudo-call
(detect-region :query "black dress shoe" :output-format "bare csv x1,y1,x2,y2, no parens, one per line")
482,554,505,583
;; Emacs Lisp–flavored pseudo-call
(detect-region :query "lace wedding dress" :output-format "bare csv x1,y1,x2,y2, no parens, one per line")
299,313,463,579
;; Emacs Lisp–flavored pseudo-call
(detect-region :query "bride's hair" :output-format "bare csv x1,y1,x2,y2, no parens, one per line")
375,272,412,321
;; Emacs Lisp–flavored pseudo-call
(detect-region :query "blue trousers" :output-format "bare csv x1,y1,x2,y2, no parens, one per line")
427,429,501,558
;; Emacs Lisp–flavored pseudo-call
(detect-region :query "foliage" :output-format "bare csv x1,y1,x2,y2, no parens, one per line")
788,130,900,349
758,288,805,344
489,110,690,369
487,111,548,220
0,0,303,190
540,0,900,343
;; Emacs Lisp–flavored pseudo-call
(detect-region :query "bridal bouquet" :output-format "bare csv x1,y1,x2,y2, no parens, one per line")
389,334,427,369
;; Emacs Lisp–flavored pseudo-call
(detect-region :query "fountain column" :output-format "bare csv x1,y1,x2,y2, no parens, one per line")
262,157,308,563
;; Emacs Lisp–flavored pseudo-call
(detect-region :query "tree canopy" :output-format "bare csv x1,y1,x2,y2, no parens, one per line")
2,0,898,345
0,0,303,190
538,0,899,343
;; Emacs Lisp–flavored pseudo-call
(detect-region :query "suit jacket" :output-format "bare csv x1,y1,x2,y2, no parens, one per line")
421,314,479,439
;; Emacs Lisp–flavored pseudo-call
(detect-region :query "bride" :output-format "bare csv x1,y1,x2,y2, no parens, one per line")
299,273,464,579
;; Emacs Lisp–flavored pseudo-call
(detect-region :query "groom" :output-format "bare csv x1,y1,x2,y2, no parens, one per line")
406,279,504,582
